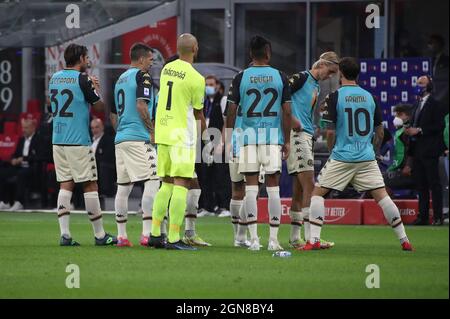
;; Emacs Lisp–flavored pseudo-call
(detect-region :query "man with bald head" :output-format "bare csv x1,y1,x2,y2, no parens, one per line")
150,33,207,250
405,75,446,225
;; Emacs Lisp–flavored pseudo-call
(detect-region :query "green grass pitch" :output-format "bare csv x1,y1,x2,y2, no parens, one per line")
0,212,448,299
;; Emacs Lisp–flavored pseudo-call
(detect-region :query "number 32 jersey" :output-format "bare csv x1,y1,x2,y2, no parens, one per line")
322,85,383,162
49,69,100,146
228,66,291,146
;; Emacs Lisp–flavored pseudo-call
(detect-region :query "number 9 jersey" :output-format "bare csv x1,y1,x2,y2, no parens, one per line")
49,69,100,146
227,66,291,146
322,85,383,162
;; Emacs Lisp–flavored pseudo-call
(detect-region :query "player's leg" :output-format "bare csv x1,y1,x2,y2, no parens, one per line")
371,187,413,251
240,145,261,250
290,177,304,247
302,186,330,250
229,156,249,246
53,145,78,246
265,172,284,251
183,177,211,246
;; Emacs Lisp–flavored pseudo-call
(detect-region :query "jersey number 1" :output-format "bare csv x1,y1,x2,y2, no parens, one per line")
166,81,173,111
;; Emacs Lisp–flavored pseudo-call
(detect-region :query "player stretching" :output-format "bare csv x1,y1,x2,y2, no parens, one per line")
227,36,292,251
287,52,339,249
49,44,117,246
301,57,413,251
150,33,207,250
110,43,160,247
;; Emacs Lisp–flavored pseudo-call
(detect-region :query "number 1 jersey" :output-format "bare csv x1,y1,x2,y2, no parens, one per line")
49,69,100,146
322,85,383,162
227,66,291,146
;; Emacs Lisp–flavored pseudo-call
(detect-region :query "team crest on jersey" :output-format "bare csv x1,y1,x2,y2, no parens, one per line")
144,88,150,96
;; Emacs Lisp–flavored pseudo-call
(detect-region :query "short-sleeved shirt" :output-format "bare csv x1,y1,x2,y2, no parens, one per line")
322,85,383,162
155,59,205,148
112,68,154,144
49,69,100,146
227,66,291,146
289,71,320,135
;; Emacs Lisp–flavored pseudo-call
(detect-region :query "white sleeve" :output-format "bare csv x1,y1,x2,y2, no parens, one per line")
220,95,227,115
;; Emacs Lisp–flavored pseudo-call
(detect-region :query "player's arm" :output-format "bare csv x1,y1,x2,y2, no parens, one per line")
372,97,384,156
288,72,307,131
136,71,154,136
79,73,104,112
321,91,338,153
193,75,207,140
110,104,118,131
280,71,292,160
226,72,243,130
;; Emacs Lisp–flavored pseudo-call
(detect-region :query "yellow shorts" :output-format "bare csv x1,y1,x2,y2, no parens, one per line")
157,144,196,178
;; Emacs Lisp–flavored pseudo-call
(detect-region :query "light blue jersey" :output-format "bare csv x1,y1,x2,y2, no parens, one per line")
113,68,154,144
322,85,383,162
289,71,320,135
49,69,100,146
227,66,291,146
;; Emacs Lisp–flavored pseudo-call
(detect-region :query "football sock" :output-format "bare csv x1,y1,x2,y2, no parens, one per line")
151,182,173,237
161,215,168,236
378,196,409,243
309,196,325,244
244,185,259,240
115,184,133,239
84,191,105,239
237,199,248,242
289,209,302,243
142,180,159,237
168,185,188,243
301,207,311,241
267,186,281,240
230,199,243,238
185,188,201,236
57,189,72,237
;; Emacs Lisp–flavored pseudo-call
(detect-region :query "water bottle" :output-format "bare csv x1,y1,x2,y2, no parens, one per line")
272,251,292,258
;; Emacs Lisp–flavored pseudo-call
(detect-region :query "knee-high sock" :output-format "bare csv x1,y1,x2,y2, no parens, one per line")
309,196,325,244
84,191,105,239
237,198,248,241
230,199,243,238
379,196,409,243
57,189,72,237
301,207,310,241
267,186,281,241
115,184,133,238
168,185,188,243
151,182,173,237
185,188,201,235
289,209,302,242
244,185,259,240
142,180,160,237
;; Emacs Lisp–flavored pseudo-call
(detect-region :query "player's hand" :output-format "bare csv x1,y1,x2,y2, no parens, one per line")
282,143,290,161
292,118,303,132
402,165,412,176
150,132,155,144
90,75,100,93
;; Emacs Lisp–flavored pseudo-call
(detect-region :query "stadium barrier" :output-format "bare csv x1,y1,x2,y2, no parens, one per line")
257,198,433,225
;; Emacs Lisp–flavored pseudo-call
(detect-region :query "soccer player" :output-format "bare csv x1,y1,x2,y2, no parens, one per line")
287,52,339,249
227,35,292,251
49,43,117,246
110,43,160,247
301,57,414,251
150,33,207,250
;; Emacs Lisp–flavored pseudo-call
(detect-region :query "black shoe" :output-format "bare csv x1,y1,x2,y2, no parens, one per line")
60,235,80,246
148,235,166,249
413,217,429,226
95,233,118,246
166,240,197,251
432,218,444,226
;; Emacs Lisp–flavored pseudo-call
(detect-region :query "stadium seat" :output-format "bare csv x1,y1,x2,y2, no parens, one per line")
0,134,19,161
26,99,41,114
3,122,18,135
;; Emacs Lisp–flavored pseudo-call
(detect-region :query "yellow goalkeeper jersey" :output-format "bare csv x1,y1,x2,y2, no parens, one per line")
155,59,205,148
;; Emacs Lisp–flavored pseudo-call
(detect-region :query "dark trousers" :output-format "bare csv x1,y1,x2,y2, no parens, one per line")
0,166,33,204
413,156,443,220
197,161,232,211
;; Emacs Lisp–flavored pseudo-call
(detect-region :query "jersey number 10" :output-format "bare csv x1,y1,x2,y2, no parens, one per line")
344,108,371,136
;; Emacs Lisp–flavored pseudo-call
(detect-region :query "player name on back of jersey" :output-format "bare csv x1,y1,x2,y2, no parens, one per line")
345,95,367,103
49,77,77,84
163,67,186,80
116,75,131,85
250,75,273,84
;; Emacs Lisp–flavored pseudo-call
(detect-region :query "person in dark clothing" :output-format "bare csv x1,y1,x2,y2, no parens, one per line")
0,119,43,210
406,75,447,225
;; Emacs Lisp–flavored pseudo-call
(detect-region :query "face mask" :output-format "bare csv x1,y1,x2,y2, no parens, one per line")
205,85,216,96
414,85,427,97
393,117,404,128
